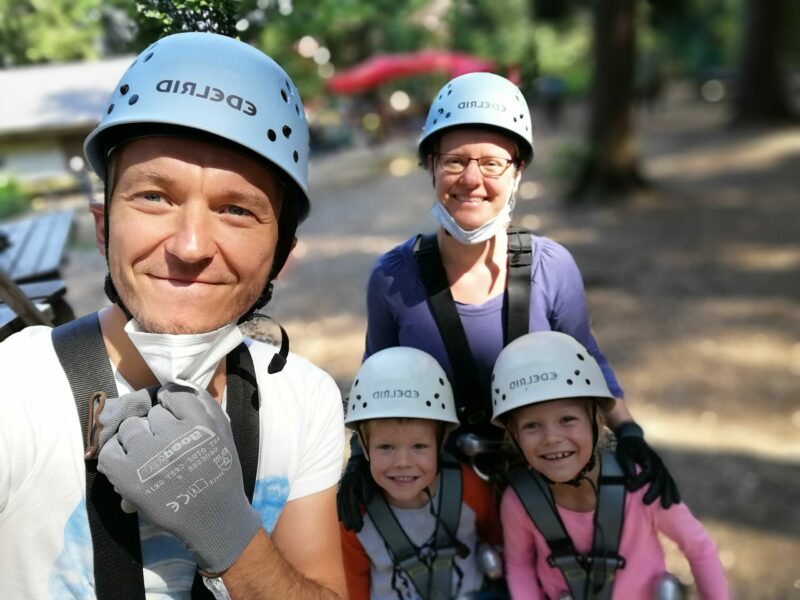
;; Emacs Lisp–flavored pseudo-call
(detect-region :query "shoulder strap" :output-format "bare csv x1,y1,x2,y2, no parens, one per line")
53,315,261,600
413,234,486,425
507,466,588,599
429,454,463,600
587,450,627,599
52,314,147,600
505,227,532,344
364,456,463,600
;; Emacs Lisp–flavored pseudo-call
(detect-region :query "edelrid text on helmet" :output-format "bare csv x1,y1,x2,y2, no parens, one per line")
419,72,534,167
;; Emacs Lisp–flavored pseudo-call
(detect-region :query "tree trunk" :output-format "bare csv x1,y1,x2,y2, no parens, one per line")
733,0,795,124
569,0,645,203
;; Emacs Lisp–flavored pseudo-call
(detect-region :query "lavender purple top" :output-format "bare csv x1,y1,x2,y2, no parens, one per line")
364,234,623,405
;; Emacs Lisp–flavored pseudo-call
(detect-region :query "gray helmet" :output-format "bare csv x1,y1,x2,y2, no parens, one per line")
418,72,534,167
491,331,615,427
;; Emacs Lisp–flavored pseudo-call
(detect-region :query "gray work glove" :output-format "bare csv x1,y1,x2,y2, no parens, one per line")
98,383,262,574
91,388,155,456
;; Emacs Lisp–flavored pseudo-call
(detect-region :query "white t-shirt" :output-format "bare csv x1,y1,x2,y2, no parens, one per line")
0,324,345,599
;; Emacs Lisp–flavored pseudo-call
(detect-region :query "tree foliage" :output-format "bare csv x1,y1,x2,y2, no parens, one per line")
0,0,104,66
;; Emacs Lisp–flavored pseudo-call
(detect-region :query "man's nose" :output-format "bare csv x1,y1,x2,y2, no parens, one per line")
458,159,484,186
164,205,216,263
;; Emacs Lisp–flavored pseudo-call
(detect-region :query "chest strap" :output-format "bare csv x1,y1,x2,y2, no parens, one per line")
364,455,463,600
413,229,533,428
507,451,627,600
52,313,261,600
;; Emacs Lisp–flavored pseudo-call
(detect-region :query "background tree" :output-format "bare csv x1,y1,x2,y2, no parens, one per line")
569,0,643,202
733,0,796,124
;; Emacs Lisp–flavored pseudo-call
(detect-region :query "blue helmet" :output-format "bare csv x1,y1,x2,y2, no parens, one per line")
84,31,310,223
418,72,534,168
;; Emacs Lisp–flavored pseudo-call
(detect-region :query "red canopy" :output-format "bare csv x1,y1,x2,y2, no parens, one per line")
326,50,497,95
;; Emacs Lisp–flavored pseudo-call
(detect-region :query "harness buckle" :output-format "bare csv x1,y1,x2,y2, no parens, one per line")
431,546,458,570
547,552,586,581
83,391,108,461
398,554,428,579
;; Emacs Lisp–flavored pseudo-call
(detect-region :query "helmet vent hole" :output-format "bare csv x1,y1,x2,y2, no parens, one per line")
441,403,446,409
107,104,114,114
282,125,292,138
362,402,367,408
295,104,300,115
585,379,591,385
438,108,443,114
144,53,154,63
285,80,291,91
574,370,580,375
494,388,499,394
438,94,443,100
493,399,497,406
351,404,355,411
439,378,444,385
433,119,438,125
502,394,506,401
567,379,574,385
128,95,139,105
267,129,277,142
447,89,452,96
354,379,359,386
577,353,585,361
513,117,517,122
426,401,432,407
445,112,451,118
281,89,289,103
434,393,440,399
293,150,299,163
356,394,361,400
120,84,129,95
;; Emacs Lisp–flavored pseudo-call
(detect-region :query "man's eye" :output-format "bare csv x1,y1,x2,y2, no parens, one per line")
141,192,164,202
223,205,254,217
443,156,466,167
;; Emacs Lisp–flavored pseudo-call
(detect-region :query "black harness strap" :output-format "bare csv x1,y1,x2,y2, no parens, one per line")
364,456,463,600
414,233,484,426
414,229,533,427
507,451,627,599
505,227,532,344
52,313,146,600
52,315,261,600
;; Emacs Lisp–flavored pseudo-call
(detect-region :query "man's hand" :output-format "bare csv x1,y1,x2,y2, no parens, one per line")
98,383,261,574
336,451,374,532
91,388,155,456
615,421,681,509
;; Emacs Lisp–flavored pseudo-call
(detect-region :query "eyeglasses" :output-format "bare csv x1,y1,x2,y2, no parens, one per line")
436,154,515,178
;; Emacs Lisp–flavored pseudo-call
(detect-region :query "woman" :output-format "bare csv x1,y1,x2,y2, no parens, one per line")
338,72,678,533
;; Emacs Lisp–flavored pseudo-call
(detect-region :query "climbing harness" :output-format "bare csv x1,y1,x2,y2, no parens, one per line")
507,450,627,600
364,454,465,600
52,312,283,599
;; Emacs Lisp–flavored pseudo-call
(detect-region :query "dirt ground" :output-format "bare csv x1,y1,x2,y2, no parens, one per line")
61,96,800,598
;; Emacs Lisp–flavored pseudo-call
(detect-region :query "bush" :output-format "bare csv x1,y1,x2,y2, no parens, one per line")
0,176,28,219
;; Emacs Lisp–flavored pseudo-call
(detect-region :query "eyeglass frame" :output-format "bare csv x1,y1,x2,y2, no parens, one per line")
434,153,518,178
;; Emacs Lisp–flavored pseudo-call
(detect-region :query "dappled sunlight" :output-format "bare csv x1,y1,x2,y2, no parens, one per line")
647,128,800,181
283,313,365,382
294,234,408,259
719,244,800,272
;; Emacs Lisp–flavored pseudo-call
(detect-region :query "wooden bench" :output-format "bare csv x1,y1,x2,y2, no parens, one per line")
0,209,75,340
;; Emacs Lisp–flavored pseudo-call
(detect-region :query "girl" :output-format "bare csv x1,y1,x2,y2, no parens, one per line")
491,331,729,599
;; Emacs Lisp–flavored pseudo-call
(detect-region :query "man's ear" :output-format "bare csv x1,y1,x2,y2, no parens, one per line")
90,202,106,257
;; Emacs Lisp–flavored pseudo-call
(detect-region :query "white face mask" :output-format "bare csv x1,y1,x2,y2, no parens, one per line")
125,320,245,392
430,174,521,245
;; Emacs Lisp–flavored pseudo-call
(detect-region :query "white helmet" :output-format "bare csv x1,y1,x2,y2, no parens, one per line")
491,331,615,426
346,347,460,430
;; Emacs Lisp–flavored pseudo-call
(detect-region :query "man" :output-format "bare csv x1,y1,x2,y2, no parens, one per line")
0,32,346,599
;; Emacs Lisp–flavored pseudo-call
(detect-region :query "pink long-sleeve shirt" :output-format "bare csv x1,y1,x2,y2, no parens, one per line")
501,485,729,599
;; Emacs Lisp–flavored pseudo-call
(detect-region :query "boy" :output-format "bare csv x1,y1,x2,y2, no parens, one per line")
340,346,503,600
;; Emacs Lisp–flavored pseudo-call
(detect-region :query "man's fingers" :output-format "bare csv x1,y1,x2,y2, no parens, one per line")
117,415,152,448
